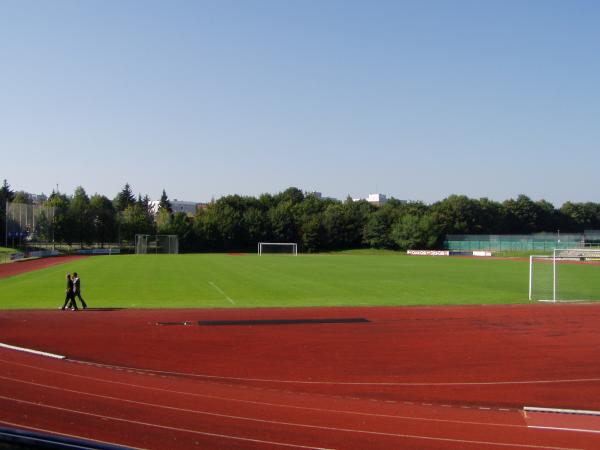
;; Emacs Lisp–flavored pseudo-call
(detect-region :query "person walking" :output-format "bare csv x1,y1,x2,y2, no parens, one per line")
60,274,78,310
72,272,87,309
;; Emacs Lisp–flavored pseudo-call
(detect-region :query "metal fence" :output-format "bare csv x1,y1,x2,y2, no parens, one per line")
444,231,600,252
5,202,55,248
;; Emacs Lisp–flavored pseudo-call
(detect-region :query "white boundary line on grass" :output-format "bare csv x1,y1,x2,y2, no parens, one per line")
0,343,65,360
208,281,236,305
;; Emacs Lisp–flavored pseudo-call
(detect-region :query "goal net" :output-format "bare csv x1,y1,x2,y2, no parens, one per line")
135,234,150,254
258,242,298,255
156,235,179,254
529,249,600,302
135,235,178,254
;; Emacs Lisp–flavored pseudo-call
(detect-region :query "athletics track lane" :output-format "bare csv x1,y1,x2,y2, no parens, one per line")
1,348,599,450
0,255,87,279
2,305,600,449
3,306,600,409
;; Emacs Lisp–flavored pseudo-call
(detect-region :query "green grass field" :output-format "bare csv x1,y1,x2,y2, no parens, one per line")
0,247,18,265
0,253,538,309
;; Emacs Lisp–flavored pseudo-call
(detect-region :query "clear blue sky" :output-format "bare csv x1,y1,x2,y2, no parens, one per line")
1,0,599,205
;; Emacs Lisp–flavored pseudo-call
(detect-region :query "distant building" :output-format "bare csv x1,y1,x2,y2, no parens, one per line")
30,194,48,205
352,193,388,206
307,191,337,201
149,199,200,216
367,193,387,206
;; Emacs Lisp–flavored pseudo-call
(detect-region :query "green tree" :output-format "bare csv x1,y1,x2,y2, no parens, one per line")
502,195,541,233
535,199,559,232
322,200,374,250
158,189,173,214
268,201,297,242
69,186,93,245
276,187,304,205
243,207,270,245
89,194,117,245
12,191,32,204
156,208,172,234
362,200,404,248
170,212,193,251
391,213,439,250
193,206,221,251
430,195,483,235
477,198,506,234
113,183,136,212
45,192,72,243
213,201,244,249
301,214,324,252
119,203,155,241
560,202,600,232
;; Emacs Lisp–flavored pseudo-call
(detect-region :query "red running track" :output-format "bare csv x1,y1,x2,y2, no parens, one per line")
1,304,600,449
0,255,87,279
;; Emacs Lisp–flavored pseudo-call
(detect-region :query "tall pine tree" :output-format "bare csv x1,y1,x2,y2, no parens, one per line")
114,183,136,212
158,189,173,214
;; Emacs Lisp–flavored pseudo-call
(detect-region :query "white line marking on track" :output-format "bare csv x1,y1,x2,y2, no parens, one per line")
0,364,534,431
0,395,331,450
67,358,600,387
0,392,580,450
0,343,65,360
528,426,600,435
208,281,236,304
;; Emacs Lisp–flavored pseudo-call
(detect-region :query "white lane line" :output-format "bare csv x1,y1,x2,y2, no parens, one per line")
0,419,144,450
0,395,331,450
70,358,600,387
208,281,236,304
0,343,65,360
0,367,532,431
528,426,600,435
0,392,581,450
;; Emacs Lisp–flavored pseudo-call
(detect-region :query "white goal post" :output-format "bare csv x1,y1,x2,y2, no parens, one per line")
529,248,600,302
258,242,298,255
135,234,150,254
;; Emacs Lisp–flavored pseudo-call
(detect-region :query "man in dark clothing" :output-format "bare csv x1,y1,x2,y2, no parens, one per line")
73,272,87,309
60,274,77,310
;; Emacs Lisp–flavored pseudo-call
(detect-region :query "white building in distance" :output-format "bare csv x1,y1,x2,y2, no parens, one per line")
352,193,388,206
149,199,200,216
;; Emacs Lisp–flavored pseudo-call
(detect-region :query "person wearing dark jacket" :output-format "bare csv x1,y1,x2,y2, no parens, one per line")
72,272,87,309
60,274,78,310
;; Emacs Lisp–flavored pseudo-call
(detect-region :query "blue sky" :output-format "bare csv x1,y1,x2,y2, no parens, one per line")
1,0,599,205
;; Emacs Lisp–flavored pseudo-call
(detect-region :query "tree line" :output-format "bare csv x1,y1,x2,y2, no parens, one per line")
2,180,600,252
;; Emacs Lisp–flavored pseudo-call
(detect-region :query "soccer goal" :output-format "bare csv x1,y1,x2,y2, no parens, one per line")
135,234,178,254
135,234,150,254
529,248,600,302
156,234,179,254
258,242,298,255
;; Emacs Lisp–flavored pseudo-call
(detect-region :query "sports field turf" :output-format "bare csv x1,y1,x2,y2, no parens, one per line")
0,253,537,309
